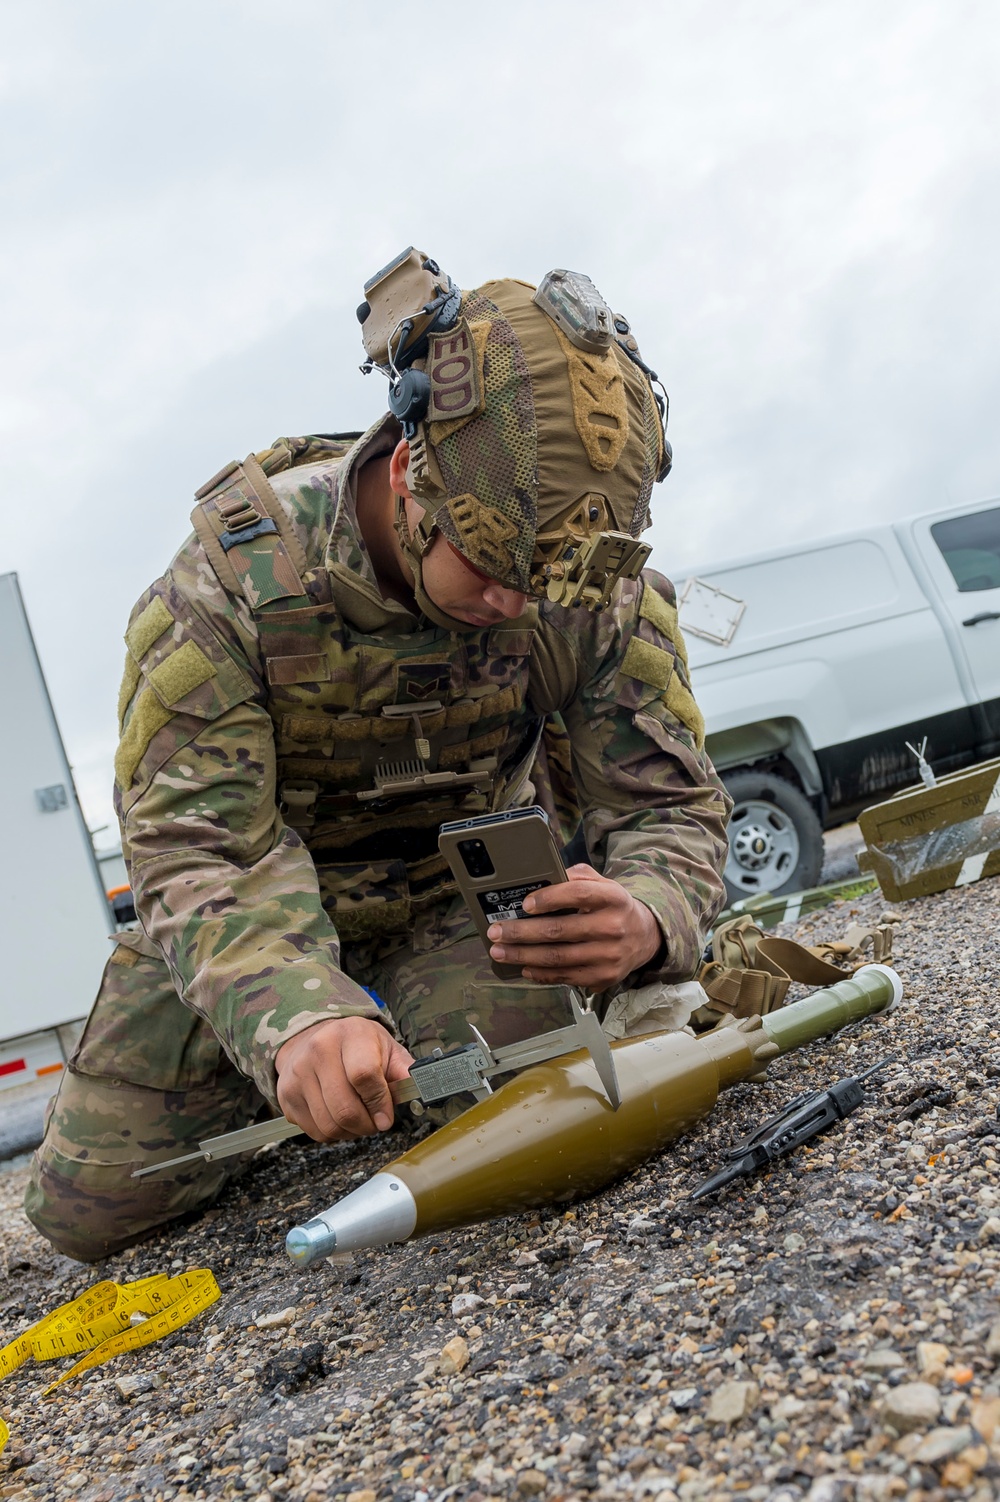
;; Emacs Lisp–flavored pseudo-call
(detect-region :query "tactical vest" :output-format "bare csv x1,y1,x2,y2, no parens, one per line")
191,437,545,943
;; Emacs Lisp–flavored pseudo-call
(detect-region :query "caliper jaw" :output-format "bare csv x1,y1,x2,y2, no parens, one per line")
402,991,621,1110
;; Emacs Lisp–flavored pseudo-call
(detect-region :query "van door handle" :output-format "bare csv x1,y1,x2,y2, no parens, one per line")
963,611,1000,626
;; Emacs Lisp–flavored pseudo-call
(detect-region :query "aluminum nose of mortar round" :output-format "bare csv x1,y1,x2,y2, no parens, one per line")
285,1172,417,1265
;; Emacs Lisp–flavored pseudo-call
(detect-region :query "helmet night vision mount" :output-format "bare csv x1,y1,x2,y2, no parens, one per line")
358,248,461,438
358,247,672,614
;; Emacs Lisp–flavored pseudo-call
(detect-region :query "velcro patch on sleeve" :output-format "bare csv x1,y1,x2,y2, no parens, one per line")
552,325,629,472
621,636,674,693
664,676,706,750
426,319,481,423
117,655,142,730
114,688,174,790
125,596,174,661
639,579,688,668
148,640,217,707
638,582,678,639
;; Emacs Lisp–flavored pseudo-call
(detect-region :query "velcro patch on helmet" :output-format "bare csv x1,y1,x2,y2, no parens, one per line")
427,320,490,445
426,319,483,425
552,326,629,472
445,494,518,581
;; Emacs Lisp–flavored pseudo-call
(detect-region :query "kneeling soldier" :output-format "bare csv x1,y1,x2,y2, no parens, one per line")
27,253,731,1260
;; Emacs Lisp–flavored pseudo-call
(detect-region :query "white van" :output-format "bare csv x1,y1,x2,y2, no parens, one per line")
678,497,1000,901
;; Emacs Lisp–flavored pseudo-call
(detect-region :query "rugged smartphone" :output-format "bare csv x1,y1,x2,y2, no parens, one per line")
438,806,571,980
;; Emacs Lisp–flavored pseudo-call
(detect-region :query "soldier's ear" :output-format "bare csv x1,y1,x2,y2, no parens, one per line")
388,438,412,499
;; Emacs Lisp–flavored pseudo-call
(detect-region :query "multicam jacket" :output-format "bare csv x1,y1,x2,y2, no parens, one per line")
114,418,731,1100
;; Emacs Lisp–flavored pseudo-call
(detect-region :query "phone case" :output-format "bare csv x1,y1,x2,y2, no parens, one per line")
438,808,569,980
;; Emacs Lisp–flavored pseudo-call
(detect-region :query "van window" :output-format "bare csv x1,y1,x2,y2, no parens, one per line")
930,506,1000,592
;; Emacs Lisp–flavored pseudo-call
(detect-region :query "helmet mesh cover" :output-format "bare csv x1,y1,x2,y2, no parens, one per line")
431,290,538,591
418,279,661,593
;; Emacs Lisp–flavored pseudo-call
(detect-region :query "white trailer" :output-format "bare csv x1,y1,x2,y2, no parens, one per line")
0,572,113,1090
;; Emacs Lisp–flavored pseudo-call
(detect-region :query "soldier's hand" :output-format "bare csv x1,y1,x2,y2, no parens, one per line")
274,1017,414,1142
487,863,664,991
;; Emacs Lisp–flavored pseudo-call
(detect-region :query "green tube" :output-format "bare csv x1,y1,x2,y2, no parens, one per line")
761,964,901,1055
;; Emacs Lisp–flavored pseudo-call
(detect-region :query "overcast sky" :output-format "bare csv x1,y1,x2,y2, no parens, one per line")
3,0,999,843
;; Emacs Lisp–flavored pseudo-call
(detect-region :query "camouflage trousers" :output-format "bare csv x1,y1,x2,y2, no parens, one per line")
24,896,577,1263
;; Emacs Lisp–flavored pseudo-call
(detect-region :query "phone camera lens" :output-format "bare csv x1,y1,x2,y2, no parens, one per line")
458,838,496,878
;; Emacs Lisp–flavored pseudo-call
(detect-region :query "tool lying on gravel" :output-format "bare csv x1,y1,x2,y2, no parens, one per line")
132,992,620,1178
0,1270,219,1457
284,965,902,1265
689,1055,898,1201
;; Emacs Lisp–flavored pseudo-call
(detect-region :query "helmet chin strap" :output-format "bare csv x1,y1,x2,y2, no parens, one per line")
393,495,485,634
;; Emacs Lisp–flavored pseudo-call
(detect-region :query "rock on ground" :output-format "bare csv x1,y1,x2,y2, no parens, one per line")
880,1381,941,1434
0,876,999,1501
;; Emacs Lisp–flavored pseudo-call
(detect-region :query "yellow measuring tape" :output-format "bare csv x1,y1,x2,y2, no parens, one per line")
0,1269,219,1455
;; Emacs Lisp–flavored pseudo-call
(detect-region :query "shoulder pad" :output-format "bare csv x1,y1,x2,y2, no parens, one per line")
191,453,311,612
611,571,704,747
255,433,363,478
115,579,256,797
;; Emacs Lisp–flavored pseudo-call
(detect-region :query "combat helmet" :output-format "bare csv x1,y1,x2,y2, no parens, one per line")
358,248,672,630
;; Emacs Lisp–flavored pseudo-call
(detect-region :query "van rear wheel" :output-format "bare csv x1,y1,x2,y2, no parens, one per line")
722,770,824,903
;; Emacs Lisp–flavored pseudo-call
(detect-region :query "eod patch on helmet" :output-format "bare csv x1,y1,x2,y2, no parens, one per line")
359,249,671,623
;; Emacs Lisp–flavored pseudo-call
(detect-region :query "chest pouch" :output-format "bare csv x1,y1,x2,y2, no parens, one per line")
194,445,542,914
314,845,461,944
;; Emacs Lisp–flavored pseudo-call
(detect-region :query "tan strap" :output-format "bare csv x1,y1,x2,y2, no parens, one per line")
698,960,790,1018
754,935,852,988
693,907,894,1027
842,922,895,965
190,504,243,596
695,912,893,1024
240,453,310,582
190,454,308,612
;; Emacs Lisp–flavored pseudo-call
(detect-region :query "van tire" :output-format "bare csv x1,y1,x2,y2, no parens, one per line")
722,770,824,903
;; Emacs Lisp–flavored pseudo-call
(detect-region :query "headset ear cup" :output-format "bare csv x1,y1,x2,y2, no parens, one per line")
658,437,673,482
389,369,431,436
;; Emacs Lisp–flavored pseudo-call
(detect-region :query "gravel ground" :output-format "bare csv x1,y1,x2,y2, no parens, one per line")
1,874,999,1502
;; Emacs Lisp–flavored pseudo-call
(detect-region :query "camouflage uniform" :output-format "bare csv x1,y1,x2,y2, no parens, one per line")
26,278,731,1262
